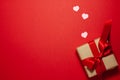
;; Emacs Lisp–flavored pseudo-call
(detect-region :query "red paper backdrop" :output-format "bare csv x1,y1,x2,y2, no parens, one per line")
0,0,120,80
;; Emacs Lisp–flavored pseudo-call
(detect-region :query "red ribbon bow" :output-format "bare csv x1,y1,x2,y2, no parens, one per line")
83,20,112,70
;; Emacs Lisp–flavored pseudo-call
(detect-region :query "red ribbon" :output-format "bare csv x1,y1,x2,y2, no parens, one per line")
82,19,112,70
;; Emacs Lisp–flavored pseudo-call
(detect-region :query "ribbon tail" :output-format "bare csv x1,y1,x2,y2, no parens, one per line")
82,58,97,70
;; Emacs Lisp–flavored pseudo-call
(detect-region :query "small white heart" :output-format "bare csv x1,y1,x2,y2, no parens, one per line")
81,32,88,38
73,5,80,12
82,13,89,20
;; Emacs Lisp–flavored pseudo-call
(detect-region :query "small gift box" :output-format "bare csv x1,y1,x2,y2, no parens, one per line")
76,20,118,78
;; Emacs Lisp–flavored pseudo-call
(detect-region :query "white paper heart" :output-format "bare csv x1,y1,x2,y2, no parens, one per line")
73,6,80,12
82,13,89,20
81,32,88,38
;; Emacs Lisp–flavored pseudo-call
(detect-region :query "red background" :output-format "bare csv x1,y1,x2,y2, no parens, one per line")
0,0,120,80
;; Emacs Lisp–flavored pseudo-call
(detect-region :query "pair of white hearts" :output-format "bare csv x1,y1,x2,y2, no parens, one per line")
73,6,89,20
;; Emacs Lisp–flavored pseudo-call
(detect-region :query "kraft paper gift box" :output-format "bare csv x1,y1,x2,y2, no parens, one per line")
77,38,118,78
76,20,118,78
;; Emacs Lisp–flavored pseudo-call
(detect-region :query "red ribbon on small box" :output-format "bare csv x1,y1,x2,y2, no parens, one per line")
82,20,112,74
